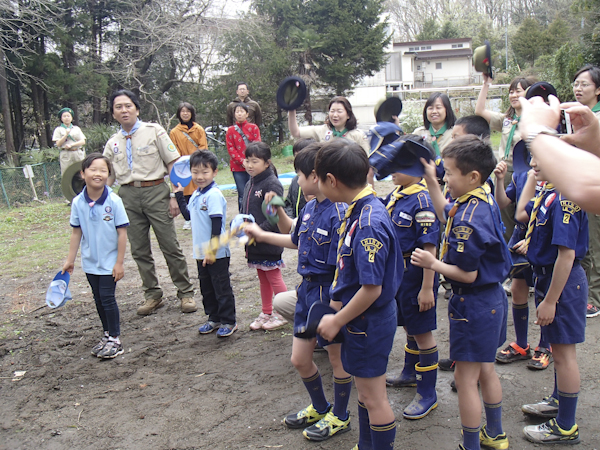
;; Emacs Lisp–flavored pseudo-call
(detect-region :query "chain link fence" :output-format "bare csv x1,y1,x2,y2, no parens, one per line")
0,139,229,209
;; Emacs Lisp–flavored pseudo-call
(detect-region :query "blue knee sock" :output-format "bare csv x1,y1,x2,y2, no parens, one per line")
302,371,329,413
483,401,503,438
357,401,373,450
556,391,578,430
552,369,558,399
538,334,550,350
512,302,529,349
370,421,396,449
462,424,481,450
332,376,352,420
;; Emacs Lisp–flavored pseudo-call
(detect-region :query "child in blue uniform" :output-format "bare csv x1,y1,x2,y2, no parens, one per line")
174,151,237,337
244,143,351,442
63,153,129,359
314,139,403,450
383,167,440,421
412,135,511,450
516,156,588,445
495,161,553,368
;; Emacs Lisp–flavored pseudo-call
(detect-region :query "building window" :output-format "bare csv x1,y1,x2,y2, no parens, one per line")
436,63,442,69
417,65,421,70
451,44,464,49
409,47,415,51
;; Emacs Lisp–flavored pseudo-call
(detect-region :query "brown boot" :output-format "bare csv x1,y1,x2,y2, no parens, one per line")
180,297,197,313
137,298,164,316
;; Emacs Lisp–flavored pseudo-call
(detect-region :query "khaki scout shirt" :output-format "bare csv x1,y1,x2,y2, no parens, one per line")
412,126,453,154
489,111,521,165
102,122,180,185
52,125,86,149
298,124,370,154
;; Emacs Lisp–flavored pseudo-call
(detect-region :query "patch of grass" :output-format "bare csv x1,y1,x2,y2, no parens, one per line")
0,201,72,277
490,131,501,149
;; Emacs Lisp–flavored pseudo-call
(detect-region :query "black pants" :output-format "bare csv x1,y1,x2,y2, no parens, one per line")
197,257,236,325
86,273,120,337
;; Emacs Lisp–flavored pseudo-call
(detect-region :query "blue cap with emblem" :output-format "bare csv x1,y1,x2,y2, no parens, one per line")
294,302,344,344
46,271,73,309
512,140,530,174
369,134,434,180
170,155,192,187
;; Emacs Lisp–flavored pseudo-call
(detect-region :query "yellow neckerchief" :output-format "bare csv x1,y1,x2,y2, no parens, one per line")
523,182,555,253
385,179,427,215
332,185,376,288
440,184,492,260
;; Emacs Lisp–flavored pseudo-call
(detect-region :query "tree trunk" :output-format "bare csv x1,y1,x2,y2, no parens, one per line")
0,49,17,165
31,79,49,148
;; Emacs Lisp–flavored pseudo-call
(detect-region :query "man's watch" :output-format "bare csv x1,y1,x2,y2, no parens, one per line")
169,193,176,198
525,125,558,148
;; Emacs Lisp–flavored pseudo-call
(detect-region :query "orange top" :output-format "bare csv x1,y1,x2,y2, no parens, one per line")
169,122,208,196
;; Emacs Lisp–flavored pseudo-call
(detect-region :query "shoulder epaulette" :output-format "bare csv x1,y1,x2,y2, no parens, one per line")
417,192,430,209
359,204,373,229
459,197,481,223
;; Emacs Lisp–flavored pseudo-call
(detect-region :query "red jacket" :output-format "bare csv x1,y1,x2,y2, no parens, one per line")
225,121,261,172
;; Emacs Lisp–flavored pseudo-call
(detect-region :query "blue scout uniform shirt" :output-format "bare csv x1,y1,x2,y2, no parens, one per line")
291,198,346,277
441,185,511,287
70,186,129,275
384,180,440,297
525,186,588,266
189,181,229,260
331,192,403,308
505,171,530,228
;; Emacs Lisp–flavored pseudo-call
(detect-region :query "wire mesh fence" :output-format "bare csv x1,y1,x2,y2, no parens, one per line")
0,139,229,209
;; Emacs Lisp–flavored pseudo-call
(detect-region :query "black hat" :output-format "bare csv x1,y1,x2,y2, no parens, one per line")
512,140,530,174
525,81,558,103
374,97,403,123
473,40,493,79
369,135,434,180
294,302,344,344
61,161,85,201
276,76,307,111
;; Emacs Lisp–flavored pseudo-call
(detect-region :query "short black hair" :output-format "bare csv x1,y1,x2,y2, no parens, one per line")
574,65,600,101
234,102,249,113
315,139,368,189
423,93,456,129
294,142,324,177
442,135,496,182
292,138,316,155
190,150,218,171
109,89,140,113
455,115,491,139
237,82,248,90
81,152,112,176
177,102,196,123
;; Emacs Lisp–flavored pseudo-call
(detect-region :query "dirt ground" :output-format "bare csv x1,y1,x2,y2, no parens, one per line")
1,182,600,450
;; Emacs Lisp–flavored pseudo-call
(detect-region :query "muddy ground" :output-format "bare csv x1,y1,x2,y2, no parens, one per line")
1,182,599,450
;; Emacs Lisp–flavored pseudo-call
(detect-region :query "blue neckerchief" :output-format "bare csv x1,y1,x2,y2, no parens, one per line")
83,186,109,220
199,181,216,194
120,119,142,169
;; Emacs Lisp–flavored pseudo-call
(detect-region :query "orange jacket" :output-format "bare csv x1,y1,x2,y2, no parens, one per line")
169,123,208,196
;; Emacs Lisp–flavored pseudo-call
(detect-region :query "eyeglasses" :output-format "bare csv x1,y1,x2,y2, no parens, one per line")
572,82,594,88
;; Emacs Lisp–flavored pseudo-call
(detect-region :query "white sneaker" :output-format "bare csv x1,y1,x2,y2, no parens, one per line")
262,311,288,331
183,220,192,230
250,313,271,330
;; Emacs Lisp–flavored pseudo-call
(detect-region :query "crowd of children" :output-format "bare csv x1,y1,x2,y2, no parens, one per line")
59,82,593,449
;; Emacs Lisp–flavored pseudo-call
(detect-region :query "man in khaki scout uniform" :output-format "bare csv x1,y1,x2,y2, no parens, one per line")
103,89,197,315
226,82,262,127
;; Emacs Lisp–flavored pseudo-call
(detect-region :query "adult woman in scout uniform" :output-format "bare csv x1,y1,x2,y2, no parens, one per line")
53,107,87,175
412,92,456,162
288,96,369,154
476,73,535,241
169,102,208,229
572,65,600,318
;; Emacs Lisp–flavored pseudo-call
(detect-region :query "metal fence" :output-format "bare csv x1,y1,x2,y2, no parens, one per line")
0,161,63,208
0,139,229,209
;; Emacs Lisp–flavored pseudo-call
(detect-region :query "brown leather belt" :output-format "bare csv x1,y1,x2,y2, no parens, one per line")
124,179,164,188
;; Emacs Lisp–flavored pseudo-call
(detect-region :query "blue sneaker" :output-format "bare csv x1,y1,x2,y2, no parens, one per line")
198,321,220,334
216,323,238,338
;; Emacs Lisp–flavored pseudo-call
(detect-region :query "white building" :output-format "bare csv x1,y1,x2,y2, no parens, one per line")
385,38,473,90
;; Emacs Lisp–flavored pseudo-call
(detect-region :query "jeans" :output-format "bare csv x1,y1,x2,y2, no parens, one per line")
232,170,250,212
197,257,236,325
86,274,120,337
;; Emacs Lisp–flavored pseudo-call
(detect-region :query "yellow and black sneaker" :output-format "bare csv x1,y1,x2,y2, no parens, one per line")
284,404,331,429
523,418,580,444
527,346,553,370
302,410,351,441
480,425,509,449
